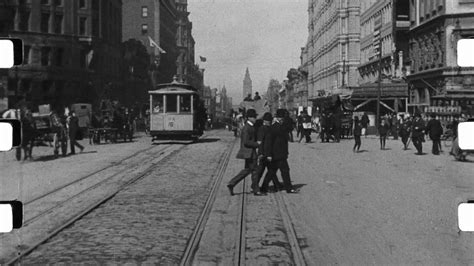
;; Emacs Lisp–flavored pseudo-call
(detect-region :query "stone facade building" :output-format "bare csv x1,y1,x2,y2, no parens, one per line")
0,0,122,110
175,0,195,83
407,0,474,116
353,0,410,114
122,0,178,86
242,67,252,100
307,0,361,104
294,46,309,110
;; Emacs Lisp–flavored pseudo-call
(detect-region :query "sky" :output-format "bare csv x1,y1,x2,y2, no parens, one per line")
187,0,308,104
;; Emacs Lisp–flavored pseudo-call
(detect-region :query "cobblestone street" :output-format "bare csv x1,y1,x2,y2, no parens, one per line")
12,131,234,264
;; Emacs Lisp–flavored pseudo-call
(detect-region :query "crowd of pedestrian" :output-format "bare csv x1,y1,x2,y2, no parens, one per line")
227,107,472,193
227,108,299,197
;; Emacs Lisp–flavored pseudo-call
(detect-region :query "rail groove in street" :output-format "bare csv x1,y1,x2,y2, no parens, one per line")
274,192,307,266
179,138,237,266
22,144,173,227
6,143,186,266
25,144,159,205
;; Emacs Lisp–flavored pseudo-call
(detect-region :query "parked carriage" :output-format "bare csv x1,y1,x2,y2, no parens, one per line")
148,79,205,141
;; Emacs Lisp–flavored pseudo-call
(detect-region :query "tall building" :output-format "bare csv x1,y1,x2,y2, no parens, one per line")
0,0,122,110
243,67,252,100
307,0,361,106
353,0,410,114
407,0,474,115
175,0,195,83
122,0,179,86
294,47,309,110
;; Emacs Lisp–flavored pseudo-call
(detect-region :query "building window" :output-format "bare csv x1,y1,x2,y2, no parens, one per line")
19,10,30,31
141,24,148,35
54,14,63,34
142,6,148,17
42,81,50,93
54,0,62,6
92,17,99,36
79,17,87,35
41,12,50,33
41,47,50,66
55,48,63,66
41,0,49,5
80,49,86,68
79,0,86,8
23,45,30,65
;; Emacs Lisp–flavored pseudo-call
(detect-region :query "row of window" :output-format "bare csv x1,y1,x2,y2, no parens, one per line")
39,0,86,8
152,94,192,113
360,3,392,39
15,9,88,35
22,46,64,66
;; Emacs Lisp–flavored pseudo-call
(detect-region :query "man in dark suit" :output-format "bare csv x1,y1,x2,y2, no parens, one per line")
256,112,283,193
227,109,265,196
261,109,299,194
411,113,425,155
424,113,443,155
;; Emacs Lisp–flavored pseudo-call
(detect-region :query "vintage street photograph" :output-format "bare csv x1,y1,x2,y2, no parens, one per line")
1,0,474,264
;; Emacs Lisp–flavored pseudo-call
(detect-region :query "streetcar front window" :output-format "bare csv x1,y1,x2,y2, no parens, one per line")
152,95,163,113
166,94,178,113
180,95,191,113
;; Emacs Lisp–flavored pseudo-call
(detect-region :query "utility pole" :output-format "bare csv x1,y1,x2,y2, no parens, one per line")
376,36,382,136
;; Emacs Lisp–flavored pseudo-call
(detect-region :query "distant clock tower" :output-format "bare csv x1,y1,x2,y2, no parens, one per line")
243,67,252,100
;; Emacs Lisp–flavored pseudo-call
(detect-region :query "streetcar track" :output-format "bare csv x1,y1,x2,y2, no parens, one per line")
236,176,248,266
6,143,186,266
22,145,174,227
180,136,306,265
25,144,159,205
179,138,237,266
274,192,307,266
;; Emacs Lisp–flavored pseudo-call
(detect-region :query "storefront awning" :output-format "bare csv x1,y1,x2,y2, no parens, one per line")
431,94,474,99
351,83,408,99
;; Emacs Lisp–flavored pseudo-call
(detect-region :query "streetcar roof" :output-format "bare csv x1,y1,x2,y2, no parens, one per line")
148,87,198,95
148,82,198,95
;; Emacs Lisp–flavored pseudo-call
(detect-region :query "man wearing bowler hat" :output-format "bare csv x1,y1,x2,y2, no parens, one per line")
227,109,265,196
261,109,299,194
411,113,425,155
257,112,283,193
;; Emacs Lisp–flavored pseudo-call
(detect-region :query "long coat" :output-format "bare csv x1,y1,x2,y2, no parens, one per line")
236,122,259,159
425,119,443,139
411,119,425,138
68,116,80,138
264,121,289,161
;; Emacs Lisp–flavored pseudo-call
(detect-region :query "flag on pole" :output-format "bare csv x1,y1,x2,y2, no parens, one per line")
86,50,94,68
199,56,207,62
148,36,166,54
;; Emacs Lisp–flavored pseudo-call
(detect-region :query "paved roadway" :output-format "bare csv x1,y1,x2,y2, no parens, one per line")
285,135,474,265
2,129,474,265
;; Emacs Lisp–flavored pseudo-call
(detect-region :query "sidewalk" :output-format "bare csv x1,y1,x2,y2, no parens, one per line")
0,132,152,201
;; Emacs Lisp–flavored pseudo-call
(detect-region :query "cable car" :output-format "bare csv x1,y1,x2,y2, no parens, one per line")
148,78,204,141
